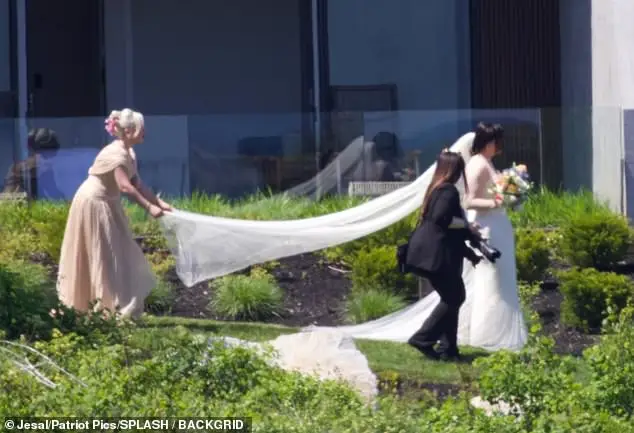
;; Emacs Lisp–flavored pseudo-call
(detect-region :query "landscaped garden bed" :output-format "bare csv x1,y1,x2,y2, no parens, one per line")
2,188,634,431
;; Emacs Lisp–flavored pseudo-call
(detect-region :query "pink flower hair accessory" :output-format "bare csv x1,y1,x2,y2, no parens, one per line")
104,117,118,136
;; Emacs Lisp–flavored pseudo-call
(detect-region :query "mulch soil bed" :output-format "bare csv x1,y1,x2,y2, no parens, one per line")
162,248,606,358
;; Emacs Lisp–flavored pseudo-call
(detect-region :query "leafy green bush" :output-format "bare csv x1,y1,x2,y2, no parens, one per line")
559,212,632,269
475,325,634,431
515,229,551,283
517,281,541,309
557,268,634,331
0,259,128,342
3,323,634,431
583,307,634,418
145,281,176,315
0,261,58,340
211,268,284,321
30,204,69,264
345,288,407,324
350,246,416,295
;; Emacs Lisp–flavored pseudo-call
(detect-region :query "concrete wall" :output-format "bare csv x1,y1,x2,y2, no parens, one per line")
0,0,9,91
0,0,16,191
102,0,480,194
589,0,634,213
4,0,632,204
325,0,477,168
103,0,306,196
559,0,593,192
327,0,470,111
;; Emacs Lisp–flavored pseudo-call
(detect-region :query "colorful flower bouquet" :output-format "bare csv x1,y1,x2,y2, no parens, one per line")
490,163,533,210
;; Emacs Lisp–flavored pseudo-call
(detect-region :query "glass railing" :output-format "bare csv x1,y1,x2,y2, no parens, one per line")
0,107,627,214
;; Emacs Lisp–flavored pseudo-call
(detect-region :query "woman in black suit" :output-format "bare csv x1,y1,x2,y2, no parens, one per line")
405,150,481,361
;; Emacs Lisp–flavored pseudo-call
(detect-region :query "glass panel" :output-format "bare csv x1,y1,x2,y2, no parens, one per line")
0,0,10,92
4,108,627,211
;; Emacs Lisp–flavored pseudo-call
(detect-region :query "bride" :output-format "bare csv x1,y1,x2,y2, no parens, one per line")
305,123,528,353
455,122,528,351
163,125,527,400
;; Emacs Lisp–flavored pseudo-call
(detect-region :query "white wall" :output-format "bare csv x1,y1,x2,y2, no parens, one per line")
588,0,634,212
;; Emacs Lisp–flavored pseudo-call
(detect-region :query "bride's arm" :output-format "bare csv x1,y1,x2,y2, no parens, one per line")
463,158,498,210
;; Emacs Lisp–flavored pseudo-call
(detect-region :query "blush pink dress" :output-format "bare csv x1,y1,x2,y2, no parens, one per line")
56,142,155,317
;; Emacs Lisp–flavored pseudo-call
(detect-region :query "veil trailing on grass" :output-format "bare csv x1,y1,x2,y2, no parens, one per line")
159,132,475,287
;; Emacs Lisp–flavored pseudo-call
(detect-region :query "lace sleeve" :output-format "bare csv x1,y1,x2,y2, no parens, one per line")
463,156,496,210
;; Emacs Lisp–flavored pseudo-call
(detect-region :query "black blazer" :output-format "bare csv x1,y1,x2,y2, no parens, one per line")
406,183,478,275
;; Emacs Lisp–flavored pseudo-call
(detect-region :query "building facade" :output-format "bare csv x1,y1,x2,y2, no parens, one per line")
1,0,633,214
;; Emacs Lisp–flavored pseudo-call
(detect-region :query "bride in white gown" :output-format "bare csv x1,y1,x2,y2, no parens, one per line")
455,123,528,351
305,123,528,352
171,126,527,401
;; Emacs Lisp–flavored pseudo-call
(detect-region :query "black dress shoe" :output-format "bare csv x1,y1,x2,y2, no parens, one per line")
407,339,440,360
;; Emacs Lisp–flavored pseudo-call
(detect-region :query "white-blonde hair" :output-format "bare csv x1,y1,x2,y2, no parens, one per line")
105,108,144,139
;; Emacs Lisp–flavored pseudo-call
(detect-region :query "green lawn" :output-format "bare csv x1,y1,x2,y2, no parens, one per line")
142,315,490,387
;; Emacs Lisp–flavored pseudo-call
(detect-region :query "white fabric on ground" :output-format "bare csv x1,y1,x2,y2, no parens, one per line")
209,329,378,403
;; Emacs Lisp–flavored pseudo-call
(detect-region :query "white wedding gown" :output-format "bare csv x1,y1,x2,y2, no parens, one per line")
303,208,528,352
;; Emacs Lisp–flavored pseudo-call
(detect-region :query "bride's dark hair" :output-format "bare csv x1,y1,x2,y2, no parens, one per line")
471,122,504,155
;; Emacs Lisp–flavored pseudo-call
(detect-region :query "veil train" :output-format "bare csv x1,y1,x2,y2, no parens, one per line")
159,132,475,287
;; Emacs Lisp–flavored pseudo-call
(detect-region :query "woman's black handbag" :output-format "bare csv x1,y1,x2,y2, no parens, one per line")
396,188,441,275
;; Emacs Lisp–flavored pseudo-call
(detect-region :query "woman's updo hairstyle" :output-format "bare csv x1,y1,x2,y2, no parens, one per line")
471,122,504,155
104,108,144,139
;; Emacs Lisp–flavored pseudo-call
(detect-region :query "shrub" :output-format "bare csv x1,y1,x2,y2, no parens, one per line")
146,251,175,279
515,229,551,282
557,268,634,331
518,281,541,309
211,268,284,321
144,252,176,314
0,261,58,340
145,281,176,315
559,212,632,269
30,205,69,264
0,260,125,342
475,336,578,428
350,246,416,296
345,288,406,324
0,230,40,263
584,307,634,417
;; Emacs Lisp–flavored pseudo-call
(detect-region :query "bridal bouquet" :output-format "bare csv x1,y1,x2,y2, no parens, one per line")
490,163,533,210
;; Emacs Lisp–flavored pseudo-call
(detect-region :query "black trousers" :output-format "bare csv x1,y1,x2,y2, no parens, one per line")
409,271,466,354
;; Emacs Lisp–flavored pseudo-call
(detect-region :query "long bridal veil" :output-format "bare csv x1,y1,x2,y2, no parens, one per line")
159,132,475,287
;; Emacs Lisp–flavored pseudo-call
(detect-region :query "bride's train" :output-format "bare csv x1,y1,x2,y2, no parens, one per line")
209,330,378,403
162,132,527,401
310,206,528,352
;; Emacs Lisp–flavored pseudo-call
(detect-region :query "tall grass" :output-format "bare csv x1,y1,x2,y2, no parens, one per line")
508,188,615,228
0,188,619,241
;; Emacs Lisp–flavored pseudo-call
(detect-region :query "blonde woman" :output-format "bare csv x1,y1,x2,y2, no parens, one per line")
57,109,171,317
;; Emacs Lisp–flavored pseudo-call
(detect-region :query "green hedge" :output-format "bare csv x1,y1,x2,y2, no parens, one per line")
557,268,634,331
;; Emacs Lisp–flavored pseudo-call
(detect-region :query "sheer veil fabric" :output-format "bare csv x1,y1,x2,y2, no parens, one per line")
159,132,475,287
